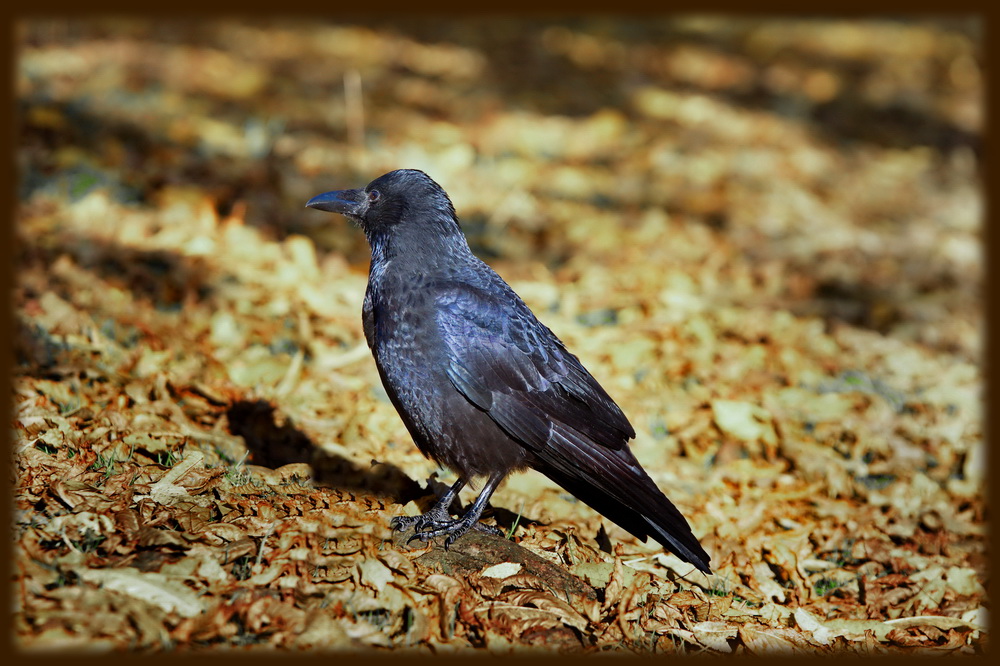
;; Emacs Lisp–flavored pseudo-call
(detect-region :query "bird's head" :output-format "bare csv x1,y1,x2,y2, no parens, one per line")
306,169,459,238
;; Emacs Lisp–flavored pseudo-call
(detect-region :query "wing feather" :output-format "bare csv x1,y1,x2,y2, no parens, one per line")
436,282,633,450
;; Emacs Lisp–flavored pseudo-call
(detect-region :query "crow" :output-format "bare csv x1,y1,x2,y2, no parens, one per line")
306,169,711,573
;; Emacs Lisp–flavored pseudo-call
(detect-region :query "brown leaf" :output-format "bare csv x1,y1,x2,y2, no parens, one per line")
500,590,589,632
739,624,813,655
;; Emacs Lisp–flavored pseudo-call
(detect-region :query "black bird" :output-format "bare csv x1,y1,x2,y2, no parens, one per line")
306,169,711,573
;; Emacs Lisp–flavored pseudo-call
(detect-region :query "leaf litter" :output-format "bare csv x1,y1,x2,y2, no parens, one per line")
13,17,984,654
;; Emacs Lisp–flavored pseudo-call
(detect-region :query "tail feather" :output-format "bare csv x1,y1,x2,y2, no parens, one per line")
537,430,712,573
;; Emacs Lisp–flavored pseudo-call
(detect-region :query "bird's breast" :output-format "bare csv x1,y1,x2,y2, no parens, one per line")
365,272,448,387
361,264,537,479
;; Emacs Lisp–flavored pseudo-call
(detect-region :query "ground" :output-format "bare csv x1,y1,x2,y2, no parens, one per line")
12,17,985,654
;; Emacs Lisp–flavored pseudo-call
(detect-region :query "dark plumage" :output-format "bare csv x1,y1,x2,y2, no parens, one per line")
306,169,711,573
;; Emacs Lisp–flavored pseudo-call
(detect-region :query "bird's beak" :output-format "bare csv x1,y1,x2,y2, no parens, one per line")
305,188,367,217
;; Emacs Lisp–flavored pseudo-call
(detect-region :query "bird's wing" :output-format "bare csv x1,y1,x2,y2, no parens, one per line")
435,281,711,572
435,281,634,452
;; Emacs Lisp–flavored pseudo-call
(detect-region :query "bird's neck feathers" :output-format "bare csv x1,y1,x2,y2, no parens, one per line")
366,207,470,268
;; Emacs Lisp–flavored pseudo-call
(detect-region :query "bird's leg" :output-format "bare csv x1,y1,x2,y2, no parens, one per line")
403,472,506,549
390,478,466,534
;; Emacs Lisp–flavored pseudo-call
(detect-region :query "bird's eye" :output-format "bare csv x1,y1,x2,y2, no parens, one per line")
368,190,380,203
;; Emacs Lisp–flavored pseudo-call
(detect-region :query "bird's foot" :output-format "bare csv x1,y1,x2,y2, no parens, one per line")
388,505,450,533
407,511,480,550
473,522,504,537
391,510,501,549
389,502,454,544
391,473,506,549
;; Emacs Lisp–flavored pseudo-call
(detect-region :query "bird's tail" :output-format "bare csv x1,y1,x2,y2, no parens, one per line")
538,426,712,573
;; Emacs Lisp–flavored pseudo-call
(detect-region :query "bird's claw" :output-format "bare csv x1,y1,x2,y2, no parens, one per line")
393,513,501,550
405,531,430,547
400,523,456,549
389,515,420,531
